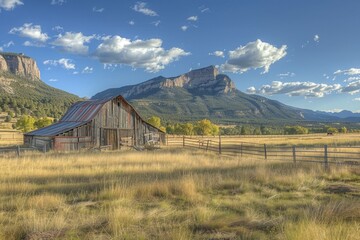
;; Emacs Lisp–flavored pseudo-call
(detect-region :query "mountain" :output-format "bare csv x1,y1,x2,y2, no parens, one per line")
0,52,80,119
317,110,360,119
93,65,342,124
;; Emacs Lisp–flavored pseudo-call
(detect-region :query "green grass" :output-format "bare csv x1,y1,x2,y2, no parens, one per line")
0,149,359,239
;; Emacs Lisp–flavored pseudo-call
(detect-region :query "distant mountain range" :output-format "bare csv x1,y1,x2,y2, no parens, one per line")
93,65,360,124
0,52,80,119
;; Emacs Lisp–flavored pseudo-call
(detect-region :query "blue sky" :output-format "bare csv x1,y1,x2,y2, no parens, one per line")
1,0,360,112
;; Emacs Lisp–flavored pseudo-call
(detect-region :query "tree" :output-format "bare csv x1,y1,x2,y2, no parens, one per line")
194,119,219,136
327,127,338,134
284,126,309,135
147,116,162,128
34,117,53,128
339,126,347,133
16,115,36,132
240,126,247,135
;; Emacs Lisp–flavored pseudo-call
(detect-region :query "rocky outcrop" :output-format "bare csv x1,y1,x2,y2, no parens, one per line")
0,53,40,81
116,66,236,99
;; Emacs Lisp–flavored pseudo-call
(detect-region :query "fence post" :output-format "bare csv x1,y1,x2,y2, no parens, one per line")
292,146,296,164
16,145,20,157
240,143,243,157
183,136,185,147
264,144,267,160
324,145,329,170
206,140,209,152
219,135,222,154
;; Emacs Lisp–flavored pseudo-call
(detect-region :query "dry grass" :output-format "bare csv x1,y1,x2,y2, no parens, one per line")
0,149,359,239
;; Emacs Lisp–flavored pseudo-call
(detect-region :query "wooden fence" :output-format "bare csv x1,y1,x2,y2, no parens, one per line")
0,145,42,157
167,135,360,167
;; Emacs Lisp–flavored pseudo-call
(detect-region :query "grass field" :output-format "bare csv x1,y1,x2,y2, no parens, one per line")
0,149,359,240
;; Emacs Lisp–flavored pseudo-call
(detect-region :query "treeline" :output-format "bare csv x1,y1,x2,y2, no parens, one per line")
15,115,53,132
147,116,356,135
0,96,75,119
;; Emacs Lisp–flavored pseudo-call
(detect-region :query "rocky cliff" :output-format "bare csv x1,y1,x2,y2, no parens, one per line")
0,53,40,81
94,66,236,99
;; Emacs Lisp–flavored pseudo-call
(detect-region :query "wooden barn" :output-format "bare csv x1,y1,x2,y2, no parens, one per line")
24,95,165,151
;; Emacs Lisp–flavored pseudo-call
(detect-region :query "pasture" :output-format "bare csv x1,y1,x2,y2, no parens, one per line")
0,148,359,240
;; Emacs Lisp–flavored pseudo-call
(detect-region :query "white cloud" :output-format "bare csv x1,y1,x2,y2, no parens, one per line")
52,32,94,54
187,16,198,21
278,72,295,78
199,5,210,13
334,68,360,76
93,6,104,13
247,81,341,98
51,0,65,5
0,0,23,10
43,58,75,70
2,41,14,48
52,25,63,32
353,98,360,101
9,23,49,42
341,80,360,95
23,41,45,47
221,39,287,74
344,76,360,83
314,34,320,42
49,78,58,82
94,35,190,72
133,2,158,16
209,51,224,58
181,25,188,31
129,20,135,25
152,20,160,27
82,66,93,74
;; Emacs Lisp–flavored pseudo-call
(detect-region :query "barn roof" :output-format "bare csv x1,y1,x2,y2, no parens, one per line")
25,94,165,137
25,121,87,137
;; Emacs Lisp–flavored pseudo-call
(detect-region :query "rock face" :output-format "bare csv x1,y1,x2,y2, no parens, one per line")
103,66,236,99
0,53,40,81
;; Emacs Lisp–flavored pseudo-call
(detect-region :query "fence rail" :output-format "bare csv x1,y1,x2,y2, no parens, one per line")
167,136,360,167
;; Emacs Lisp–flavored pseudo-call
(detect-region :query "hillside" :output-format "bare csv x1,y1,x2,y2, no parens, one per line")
0,52,80,119
93,66,342,124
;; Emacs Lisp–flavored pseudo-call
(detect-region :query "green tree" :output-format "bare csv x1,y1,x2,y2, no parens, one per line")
327,127,338,134
16,115,36,132
147,116,162,128
340,126,347,133
34,117,53,128
284,126,309,135
194,119,218,136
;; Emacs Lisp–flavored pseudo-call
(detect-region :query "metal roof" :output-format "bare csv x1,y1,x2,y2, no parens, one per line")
25,121,87,137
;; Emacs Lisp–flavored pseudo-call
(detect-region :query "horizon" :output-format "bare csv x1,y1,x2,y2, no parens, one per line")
1,0,360,113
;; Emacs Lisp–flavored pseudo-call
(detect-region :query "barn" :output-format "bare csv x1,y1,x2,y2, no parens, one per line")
24,95,166,151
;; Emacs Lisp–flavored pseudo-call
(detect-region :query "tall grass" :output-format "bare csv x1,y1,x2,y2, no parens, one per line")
0,149,358,239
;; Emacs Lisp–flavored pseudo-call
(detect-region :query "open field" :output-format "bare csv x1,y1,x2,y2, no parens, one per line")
0,150,359,240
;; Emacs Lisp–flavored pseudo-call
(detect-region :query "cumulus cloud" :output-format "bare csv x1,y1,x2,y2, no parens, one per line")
92,6,104,13
221,39,287,74
49,78,58,82
52,32,94,54
9,23,49,42
94,35,190,72
181,25,188,31
247,81,341,98
51,0,65,5
209,51,224,58
43,58,75,70
129,20,135,25
82,66,93,74
314,34,320,42
0,0,23,10
187,16,198,21
334,68,360,76
133,2,158,16
341,80,360,95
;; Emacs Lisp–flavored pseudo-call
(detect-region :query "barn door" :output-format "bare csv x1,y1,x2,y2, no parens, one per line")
103,129,118,150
